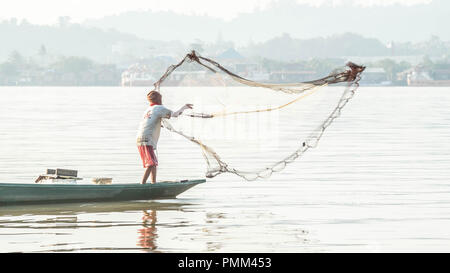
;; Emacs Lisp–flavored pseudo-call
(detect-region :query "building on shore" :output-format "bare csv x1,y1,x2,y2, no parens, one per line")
399,66,450,86
360,67,390,85
269,71,317,83
163,71,209,86
121,64,155,87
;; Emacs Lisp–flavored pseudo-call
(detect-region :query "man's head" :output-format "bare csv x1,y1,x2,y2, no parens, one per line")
147,90,162,105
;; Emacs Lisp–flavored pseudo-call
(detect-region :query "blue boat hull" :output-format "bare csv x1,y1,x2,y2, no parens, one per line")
0,180,206,205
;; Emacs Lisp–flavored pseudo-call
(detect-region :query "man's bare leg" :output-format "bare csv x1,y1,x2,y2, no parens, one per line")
142,166,156,184
150,166,157,184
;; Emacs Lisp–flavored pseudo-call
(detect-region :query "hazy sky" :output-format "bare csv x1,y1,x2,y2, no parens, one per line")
0,0,433,25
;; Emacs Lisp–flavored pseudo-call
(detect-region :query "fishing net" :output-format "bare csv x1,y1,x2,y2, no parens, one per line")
154,51,365,181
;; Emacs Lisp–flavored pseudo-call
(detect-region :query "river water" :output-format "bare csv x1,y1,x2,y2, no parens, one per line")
0,86,449,252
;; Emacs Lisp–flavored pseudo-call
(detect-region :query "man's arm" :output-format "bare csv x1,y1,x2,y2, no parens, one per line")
171,104,193,118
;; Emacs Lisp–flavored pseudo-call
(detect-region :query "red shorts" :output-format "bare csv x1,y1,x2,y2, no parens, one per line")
138,145,158,168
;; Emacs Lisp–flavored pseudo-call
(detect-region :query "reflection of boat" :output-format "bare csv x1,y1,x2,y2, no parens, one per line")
0,180,205,205
0,199,190,216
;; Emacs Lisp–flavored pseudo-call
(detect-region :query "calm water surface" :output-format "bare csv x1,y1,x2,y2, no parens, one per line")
0,86,450,252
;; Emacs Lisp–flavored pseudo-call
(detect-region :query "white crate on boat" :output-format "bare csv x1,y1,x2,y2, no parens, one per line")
37,178,79,184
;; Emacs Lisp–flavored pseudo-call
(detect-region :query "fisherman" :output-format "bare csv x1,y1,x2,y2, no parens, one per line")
137,90,193,184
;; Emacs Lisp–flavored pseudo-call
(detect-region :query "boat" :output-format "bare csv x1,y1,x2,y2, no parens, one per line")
0,179,206,205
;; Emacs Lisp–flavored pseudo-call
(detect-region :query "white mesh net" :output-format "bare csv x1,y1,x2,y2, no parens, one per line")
154,51,365,181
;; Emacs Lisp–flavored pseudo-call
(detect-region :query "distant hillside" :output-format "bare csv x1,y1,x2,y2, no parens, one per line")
0,20,184,63
0,19,447,65
240,33,390,61
84,0,450,44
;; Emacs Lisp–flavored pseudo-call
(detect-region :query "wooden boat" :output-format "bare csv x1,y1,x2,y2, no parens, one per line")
0,179,206,205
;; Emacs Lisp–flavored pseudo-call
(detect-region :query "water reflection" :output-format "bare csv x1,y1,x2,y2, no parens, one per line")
137,210,158,252
0,200,193,252
0,200,189,216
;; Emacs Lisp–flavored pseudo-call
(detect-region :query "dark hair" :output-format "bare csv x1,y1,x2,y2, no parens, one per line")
147,90,162,105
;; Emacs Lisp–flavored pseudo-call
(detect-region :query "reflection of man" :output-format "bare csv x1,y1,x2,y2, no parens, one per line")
137,210,157,251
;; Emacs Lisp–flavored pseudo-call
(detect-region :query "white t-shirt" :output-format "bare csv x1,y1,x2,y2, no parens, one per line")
136,105,173,148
